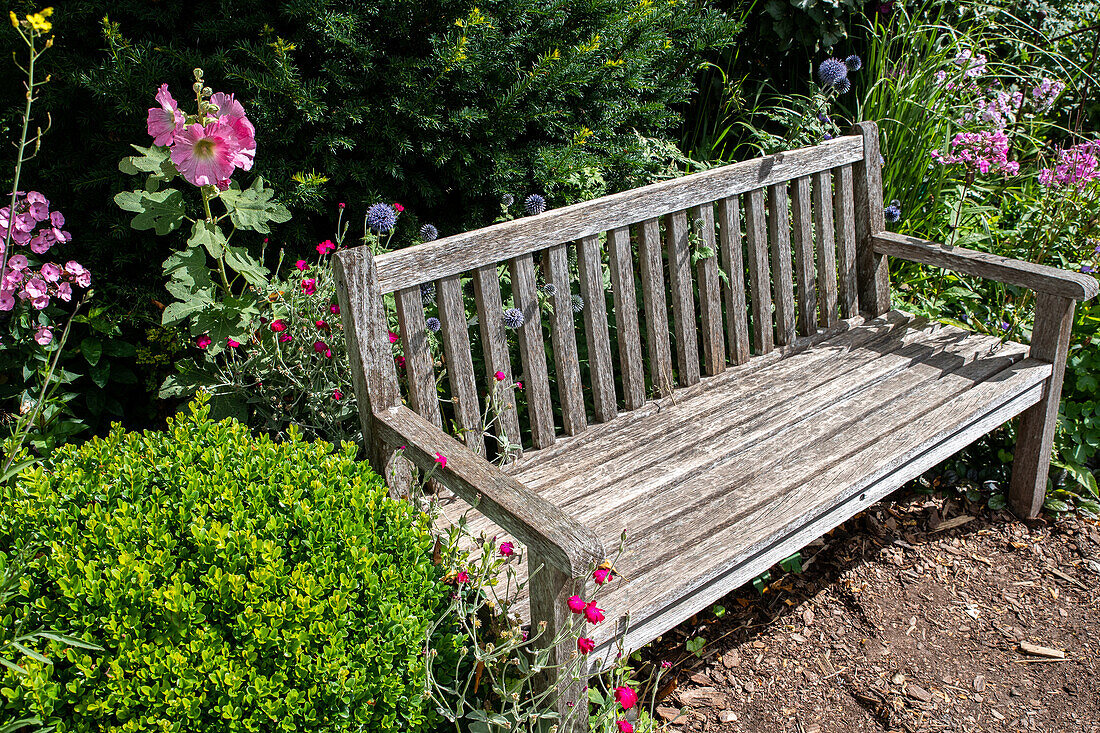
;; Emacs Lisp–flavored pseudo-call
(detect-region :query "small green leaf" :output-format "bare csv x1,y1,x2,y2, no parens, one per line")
81,337,103,366
89,361,111,389
685,636,705,656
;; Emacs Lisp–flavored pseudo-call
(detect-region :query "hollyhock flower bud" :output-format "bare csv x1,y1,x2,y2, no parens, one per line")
613,686,638,710
567,596,586,614
577,637,595,654
499,542,514,556
584,601,605,624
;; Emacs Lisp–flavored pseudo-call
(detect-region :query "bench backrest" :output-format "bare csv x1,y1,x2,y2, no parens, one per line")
334,122,889,461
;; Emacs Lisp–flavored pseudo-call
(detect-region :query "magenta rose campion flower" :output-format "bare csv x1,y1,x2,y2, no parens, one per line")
567,595,586,614
613,686,638,710
147,84,185,146
583,601,605,624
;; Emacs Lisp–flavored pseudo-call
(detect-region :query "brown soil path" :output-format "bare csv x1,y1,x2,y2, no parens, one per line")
637,491,1100,732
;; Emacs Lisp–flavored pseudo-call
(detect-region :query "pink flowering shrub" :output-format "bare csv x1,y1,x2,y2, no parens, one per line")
1039,140,1100,189
931,130,1019,177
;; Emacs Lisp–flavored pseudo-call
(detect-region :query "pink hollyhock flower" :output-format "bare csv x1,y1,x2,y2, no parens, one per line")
593,567,614,585
388,331,399,344
0,290,14,311
270,319,287,332
147,84,185,146
301,279,316,295
57,282,72,302
577,637,595,654
279,333,293,343
455,571,469,584
40,263,62,283
584,601,605,624
333,389,343,400
567,595,586,614
435,452,448,468
295,260,308,271
196,334,212,349
227,338,241,348
613,686,638,710
170,122,241,187
329,303,340,314
210,92,256,171
499,541,514,557
316,240,336,255
394,202,405,213
34,326,53,345
494,370,506,381
313,340,328,353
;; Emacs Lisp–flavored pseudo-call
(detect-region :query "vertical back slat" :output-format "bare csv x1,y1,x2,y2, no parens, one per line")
638,217,675,395
834,164,859,318
509,254,556,448
768,183,796,346
436,275,484,452
690,203,725,376
791,176,817,338
543,244,587,436
607,226,647,410
395,286,443,427
744,189,774,355
717,196,750,365
665,210,701,386
472,265,522,456
812,170,839,328
853,121,891,316
576,235,618,422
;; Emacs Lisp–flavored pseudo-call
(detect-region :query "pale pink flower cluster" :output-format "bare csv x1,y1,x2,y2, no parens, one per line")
147,84,256,188
1031,78,1065,113
962,89,1023,128
1,193,89,337
931,130,1019,176
1039,140,1100,188
954,49,988,78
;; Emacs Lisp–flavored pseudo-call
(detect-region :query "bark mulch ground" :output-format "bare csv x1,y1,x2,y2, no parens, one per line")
636,490,1100,732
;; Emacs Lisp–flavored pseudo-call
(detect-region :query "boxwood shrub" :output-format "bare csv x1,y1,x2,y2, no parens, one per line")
0,398,458,732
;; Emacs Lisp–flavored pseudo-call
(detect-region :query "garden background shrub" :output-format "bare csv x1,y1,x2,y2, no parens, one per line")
0,397,459,732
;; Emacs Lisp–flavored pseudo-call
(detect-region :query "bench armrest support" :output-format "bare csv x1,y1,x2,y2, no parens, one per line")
373,406,605,577
872,232,1098,301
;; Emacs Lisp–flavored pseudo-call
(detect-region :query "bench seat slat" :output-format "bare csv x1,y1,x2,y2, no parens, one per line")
717,196,750,365
395,285,443,427
577,235,618,422
509,254,556,448
472,265,523,457
607,226,647,410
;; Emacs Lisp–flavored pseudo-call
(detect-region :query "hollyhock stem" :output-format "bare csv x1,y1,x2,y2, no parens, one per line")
2,26,43,285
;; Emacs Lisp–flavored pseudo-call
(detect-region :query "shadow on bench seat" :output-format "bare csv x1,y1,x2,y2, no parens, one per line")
434,310,1051,664
334,122,1094,731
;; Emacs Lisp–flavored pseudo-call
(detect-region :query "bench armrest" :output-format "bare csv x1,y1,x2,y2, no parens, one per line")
872,232,1098,302
373,405,605,577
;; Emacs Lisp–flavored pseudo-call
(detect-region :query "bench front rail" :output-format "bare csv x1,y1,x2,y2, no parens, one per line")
334,122,1096,731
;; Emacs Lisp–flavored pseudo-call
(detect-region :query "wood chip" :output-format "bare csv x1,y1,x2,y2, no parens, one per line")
719,711,738,723
973,675,986,692
906,683,933,703
1019,641,1065,659
722,651,741,669
657,706,688,724
678,687,727,708
933,515,974,532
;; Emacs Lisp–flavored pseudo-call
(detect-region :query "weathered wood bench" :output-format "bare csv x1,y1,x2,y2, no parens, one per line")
334,122,1096,729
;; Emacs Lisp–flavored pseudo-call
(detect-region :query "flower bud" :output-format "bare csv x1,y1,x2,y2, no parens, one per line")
193,81,203,93
202,86,213,97
193,67,204,80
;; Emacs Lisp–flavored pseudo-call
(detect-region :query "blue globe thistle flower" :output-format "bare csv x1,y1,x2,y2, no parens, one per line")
817,112,831,124
884,202,902,223
823,133,834,141
835,78,852,94
501,193,515,207
1082,264,1094,274
425,317,441,333
541,283,557,296
524,194,547,216
845,55,863,72
366,203,397,234
419,224,439,242
502,307,525,329
817,58,848,87
420,282,436,305
570,294,585,313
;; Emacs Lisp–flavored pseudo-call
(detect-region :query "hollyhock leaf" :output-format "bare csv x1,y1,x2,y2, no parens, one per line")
162,296,213,327
81,337,103,366
218,178,291,233
188,220,226,259
115,188,186,235
163,244,215,294
223,245,270,288
119,144,176,181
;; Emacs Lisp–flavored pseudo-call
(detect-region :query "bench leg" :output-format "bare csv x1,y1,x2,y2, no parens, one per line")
1009,292,1075,518
529,553,588,733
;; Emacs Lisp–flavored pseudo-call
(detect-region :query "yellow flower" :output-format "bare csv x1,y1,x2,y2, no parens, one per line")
27,7,53,33
10,11,18,27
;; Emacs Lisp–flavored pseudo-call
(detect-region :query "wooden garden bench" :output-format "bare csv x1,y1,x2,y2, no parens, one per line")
334,122,1096,729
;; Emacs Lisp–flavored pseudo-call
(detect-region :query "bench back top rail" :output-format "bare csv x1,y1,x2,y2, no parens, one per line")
336,124,887,459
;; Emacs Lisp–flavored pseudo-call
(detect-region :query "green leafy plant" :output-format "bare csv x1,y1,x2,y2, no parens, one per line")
0,395,459,732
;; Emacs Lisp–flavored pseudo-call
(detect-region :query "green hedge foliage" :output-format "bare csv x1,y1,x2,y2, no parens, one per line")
2,0,739,303
0,398,458,732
